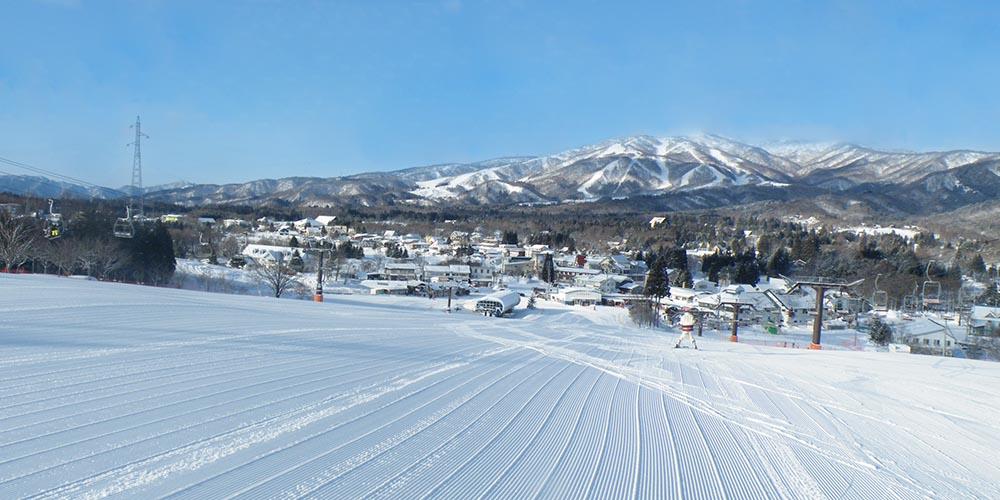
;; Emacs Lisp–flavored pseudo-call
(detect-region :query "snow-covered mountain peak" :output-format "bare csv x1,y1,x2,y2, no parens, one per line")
7,133,1000,210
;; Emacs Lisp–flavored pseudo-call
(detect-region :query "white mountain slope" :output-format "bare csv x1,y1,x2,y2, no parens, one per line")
1,273,999,498
763,141,999,184
409,135,800,202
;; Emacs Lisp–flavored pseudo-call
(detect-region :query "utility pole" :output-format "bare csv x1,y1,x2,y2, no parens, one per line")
127,115,149,217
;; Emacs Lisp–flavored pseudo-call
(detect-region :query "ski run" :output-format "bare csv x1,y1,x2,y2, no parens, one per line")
1,273,999,499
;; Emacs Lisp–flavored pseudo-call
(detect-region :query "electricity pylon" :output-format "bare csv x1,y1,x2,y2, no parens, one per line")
128,115,149,216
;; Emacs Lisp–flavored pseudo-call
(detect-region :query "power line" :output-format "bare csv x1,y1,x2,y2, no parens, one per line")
0,156,105,189
0,155,127,196
1,118,149,201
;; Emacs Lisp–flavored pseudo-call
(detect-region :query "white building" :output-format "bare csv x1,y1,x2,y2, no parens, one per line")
359,280,413,295
242,244,303,267
554,266,600,283
315,215,338,226
469,261,495,286
384,262,420,281
970,305,1000,335
222,218,250,229
574,275,619,294
293,218,322,231
901,320,963,354
423,264,471,283
555,287,603,306
764,288,816,326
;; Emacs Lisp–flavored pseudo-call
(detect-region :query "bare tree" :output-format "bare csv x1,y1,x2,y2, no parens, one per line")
252,255,299,298
76,239,101,277
195,265,230,293
220,235,242,260
0,213,35,272
44,239,81,276
92,238,125,279
343,260,360,284
200,226,222,264
165,226,194,259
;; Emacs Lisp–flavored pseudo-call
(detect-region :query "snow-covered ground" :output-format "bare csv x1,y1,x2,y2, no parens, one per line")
2,274,1000,498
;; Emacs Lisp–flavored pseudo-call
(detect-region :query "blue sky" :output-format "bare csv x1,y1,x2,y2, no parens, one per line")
2,0,999,186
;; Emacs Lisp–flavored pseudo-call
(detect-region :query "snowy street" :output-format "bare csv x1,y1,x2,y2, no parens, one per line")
2,274,999,498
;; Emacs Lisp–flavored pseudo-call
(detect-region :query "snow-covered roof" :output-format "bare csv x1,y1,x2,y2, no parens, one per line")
242,243,298,256
604,254,631,268
384,262,419,270
557,287,603,300
359,280,415,291
764,289,815,311
294,218,320,227
555,266,601,275
476,291,521,310
971,305,1000,321
424,264,471,274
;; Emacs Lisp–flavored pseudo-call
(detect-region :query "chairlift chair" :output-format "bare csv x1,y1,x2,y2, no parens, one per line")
922,261,942,309
902,288,919,312
43,199,63,240
113,206,135,239
872,274,889,312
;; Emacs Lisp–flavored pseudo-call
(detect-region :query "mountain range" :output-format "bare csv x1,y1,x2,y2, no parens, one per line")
3,134,1000,215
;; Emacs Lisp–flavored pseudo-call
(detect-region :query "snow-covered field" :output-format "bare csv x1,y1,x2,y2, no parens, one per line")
2,274,999,498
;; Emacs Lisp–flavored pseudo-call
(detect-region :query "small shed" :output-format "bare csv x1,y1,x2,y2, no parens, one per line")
475,291,521,317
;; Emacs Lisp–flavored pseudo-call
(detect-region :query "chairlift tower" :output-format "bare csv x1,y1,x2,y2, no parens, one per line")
781,275,864,350
315,249,325,302
717,300,755,343
128,115,149,217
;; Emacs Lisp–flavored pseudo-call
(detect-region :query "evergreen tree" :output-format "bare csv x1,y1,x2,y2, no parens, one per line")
976,282,1000,307
540,253,556,283
868,316,893,346
672,268,693,288
502,230,519,245
289,249,305,272
124,222,176,285
289,235,299,248
766,248,791,277
946,262,962,281
756,234,772,258
644,255,671,301
970,254,986,278
665,247,688,271
734,259,760,285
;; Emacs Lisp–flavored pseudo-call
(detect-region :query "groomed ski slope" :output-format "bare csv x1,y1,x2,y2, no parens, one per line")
1,274,999,499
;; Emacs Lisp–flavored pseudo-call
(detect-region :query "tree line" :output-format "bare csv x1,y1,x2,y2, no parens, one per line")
0,209,176,285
